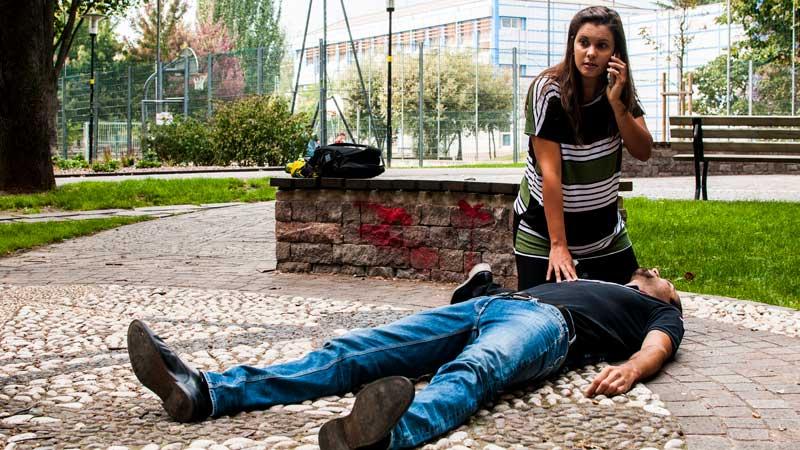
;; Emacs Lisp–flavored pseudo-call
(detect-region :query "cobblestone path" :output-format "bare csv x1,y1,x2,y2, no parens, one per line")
1,202,798,449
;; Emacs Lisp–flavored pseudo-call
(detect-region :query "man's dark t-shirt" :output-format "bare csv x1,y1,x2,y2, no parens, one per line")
523,280,685,367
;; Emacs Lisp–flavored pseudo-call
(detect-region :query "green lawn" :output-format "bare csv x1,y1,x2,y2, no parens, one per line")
0,217,149,255
626,198,800,309
0,178,276,213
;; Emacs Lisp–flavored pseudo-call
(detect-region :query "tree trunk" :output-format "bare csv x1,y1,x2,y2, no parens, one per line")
456,131,463,160
0,0,57,193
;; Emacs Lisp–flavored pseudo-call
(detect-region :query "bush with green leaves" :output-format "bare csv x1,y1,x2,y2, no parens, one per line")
146,117,214,165
135,148,162,169
212,96,311,167
52,154,90,170
91,160,120,172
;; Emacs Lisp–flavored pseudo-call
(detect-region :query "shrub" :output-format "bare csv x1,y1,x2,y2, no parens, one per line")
52,155,90,170
146,117,214,165
135,148,162,169
91,160,120,172
120,155,136,168
212,95,311,167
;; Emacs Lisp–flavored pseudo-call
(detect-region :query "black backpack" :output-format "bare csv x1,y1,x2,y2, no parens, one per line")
307,143,385,178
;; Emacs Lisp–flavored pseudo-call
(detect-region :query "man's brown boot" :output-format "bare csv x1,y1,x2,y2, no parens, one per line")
127,320,212,422
318,376,415,450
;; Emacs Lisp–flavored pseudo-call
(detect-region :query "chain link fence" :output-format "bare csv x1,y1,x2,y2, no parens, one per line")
55,4,799,166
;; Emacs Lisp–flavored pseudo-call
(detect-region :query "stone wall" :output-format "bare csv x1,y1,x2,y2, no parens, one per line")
274,186,520,289
622,143,800,177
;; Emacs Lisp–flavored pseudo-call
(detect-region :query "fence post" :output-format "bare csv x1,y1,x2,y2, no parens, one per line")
474,46,479,162
748,60,753,115
418,44,424,168
257,47,264,95
512,47,519,164
93,71,100,160
127,65,133,155
661,72,667,141
207,54,214,118
183,56,189,117
61,64,68,158
319,39,327,145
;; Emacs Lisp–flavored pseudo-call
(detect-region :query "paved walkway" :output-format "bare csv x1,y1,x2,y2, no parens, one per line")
0,203,244,224
1,203,799,449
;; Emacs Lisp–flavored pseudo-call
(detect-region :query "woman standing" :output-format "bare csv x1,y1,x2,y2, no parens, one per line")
514,6,653,289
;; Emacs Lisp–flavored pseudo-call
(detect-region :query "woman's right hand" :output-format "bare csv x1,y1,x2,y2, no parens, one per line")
547,244,577,283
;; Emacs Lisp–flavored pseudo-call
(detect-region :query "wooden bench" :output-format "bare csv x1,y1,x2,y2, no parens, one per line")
670,115,800,200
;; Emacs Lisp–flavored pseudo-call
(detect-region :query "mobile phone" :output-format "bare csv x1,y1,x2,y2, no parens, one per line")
607,72,616,88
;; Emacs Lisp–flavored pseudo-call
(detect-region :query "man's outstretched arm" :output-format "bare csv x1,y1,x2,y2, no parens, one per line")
584,330,674,397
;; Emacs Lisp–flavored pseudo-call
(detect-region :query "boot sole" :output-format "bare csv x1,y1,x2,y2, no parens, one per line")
451,263,492,304
318,376,415,450
127,319,195,423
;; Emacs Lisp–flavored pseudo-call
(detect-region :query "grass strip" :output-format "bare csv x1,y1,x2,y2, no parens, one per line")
0,178,276,213
0,217,149,255
626,197,800,309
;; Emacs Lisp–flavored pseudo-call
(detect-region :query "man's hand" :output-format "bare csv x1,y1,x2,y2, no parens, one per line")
584,331,675,398
584,364,640,397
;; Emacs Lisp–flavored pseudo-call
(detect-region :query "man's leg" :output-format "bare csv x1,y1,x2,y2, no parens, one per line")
203,299,483,418
389,298,570,449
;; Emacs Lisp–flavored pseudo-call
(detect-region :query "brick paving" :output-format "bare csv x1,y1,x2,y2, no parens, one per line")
1,202,799,448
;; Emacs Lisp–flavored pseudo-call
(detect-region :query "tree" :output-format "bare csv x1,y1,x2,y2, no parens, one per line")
187,18,245,101
692,0,798,114
198,0,286,93
723,0,798,64
66,16,125,72
339,51,512,159
0,0,138,193
638,0,718,108
125,0,189,63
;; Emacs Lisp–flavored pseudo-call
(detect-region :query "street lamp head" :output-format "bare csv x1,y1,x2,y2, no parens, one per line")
85,13,104,36
386,0,395,12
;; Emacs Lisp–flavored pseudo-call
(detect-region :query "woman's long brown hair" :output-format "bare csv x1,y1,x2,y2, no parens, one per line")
527,6,637,143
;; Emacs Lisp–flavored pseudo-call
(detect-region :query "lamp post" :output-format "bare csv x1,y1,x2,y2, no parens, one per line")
386,0,395,167
86,13,103,163
156,0,162,115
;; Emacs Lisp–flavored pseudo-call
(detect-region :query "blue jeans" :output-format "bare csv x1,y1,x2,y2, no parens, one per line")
203,296,570,449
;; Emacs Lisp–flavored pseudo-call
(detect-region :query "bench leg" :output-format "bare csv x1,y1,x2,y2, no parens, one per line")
701,160,709,201
693,158,702,200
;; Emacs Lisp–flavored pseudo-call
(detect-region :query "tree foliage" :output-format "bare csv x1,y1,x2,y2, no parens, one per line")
692,0,798,114
124,0,190,63
188,18,245,100
723,0,798,64
55,0,140,76
339,51,512,159
197,0,286,92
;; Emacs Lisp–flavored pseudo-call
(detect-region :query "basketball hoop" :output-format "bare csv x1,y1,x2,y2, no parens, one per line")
192,73,207,91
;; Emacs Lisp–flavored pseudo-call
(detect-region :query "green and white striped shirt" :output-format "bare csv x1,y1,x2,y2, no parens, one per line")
515,76,644,259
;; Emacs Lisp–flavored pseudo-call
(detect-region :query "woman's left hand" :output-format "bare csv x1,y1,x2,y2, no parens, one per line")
606,55,627,104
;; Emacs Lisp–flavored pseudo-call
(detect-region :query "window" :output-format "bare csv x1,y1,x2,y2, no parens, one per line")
501,17,522,29
502,133,511,147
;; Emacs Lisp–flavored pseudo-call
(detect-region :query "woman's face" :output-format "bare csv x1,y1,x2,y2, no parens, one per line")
572,23,616,82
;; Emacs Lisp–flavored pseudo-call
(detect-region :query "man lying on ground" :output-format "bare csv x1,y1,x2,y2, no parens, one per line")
126,265,683,450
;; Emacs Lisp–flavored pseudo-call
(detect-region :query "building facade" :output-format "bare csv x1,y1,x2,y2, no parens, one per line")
291,0,741,160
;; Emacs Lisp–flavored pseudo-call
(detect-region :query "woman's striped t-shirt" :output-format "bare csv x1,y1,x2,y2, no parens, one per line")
514,76,644,259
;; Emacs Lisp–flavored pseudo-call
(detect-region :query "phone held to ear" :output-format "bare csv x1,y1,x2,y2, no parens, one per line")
608,53,619,88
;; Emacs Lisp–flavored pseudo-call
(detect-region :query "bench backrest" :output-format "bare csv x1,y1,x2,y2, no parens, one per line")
669,116,800,155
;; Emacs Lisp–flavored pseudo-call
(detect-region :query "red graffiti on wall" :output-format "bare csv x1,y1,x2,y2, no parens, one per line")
355,200,493,271
357,203,413,247
457,199,492,223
